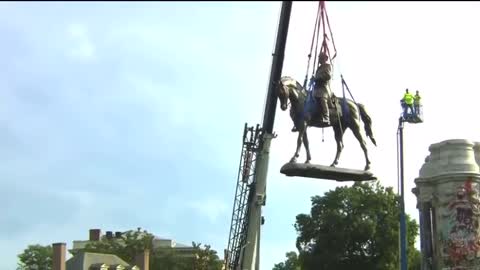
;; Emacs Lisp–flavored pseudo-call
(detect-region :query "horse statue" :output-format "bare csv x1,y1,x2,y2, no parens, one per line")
276,76,377,171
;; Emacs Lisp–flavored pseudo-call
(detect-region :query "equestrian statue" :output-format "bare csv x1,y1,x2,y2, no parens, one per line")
276,52,377,171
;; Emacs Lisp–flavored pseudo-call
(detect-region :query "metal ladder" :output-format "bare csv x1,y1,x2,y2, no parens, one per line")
225,123,262,270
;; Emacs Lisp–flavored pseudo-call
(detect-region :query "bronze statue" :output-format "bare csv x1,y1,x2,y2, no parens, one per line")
277,76,377,171
314,52,333,125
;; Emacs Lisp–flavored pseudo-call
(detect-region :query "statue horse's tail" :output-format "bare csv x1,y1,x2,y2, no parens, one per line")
357,103,377,146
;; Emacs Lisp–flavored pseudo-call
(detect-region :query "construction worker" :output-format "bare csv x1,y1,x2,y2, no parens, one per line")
414,90,421,115
313,51,332,125
402,88,414,117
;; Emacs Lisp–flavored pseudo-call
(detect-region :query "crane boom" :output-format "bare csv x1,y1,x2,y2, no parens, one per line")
240,2,292,270
225,2,291,269
261,1,292,134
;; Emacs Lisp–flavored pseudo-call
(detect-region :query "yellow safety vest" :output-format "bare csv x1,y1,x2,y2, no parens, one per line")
403,93,414,105
414,94,421,105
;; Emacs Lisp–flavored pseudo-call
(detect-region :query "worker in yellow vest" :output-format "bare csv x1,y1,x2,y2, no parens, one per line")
414,90,421,115
402,89,414,116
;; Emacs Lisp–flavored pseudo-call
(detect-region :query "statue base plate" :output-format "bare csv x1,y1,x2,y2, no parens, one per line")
280,162,377,182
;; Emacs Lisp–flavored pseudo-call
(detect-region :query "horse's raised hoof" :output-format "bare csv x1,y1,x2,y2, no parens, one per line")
290,157,297,163
364,165,371,171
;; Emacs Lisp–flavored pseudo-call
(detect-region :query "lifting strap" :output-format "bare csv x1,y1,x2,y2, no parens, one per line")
341,75,360,125
303,3,321,89
303,1,338,90
320,1,337,62
303,1,364,139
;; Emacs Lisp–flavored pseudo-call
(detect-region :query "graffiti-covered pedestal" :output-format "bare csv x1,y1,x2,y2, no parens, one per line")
413,140,480,270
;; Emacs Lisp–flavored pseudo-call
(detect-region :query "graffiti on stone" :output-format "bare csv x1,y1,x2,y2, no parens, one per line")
441,178,480,269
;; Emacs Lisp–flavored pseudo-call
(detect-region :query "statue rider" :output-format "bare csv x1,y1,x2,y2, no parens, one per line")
291,51,332,132
314,51,332,125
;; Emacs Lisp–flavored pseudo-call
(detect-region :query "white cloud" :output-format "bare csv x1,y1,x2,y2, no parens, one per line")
187,198,229,224
57,189,95,208
67,23,95,60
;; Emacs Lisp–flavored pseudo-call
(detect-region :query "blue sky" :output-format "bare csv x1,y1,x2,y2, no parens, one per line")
2,1,480,270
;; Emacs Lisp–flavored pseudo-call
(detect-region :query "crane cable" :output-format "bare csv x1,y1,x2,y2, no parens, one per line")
303,1,338,89
303,2,322,89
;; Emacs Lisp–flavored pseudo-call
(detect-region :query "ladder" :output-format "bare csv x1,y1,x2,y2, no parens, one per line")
225,123,262,270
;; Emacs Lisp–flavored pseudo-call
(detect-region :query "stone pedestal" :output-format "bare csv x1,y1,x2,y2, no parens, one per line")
413,140,480,270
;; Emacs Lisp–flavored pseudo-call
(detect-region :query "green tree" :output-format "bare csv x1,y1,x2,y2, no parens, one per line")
191,242,223,270
151,242,222,270
409,248,421,270
293,182,419,270
152,247,187,270
17,244,53,270
272,251,301,270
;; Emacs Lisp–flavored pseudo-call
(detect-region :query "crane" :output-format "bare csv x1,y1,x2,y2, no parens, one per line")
224,2,292,270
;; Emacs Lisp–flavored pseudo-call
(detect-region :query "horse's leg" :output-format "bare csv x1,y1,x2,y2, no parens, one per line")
303,128,311,164
290,121,306,163
330,124,345,167
351,121,371,171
